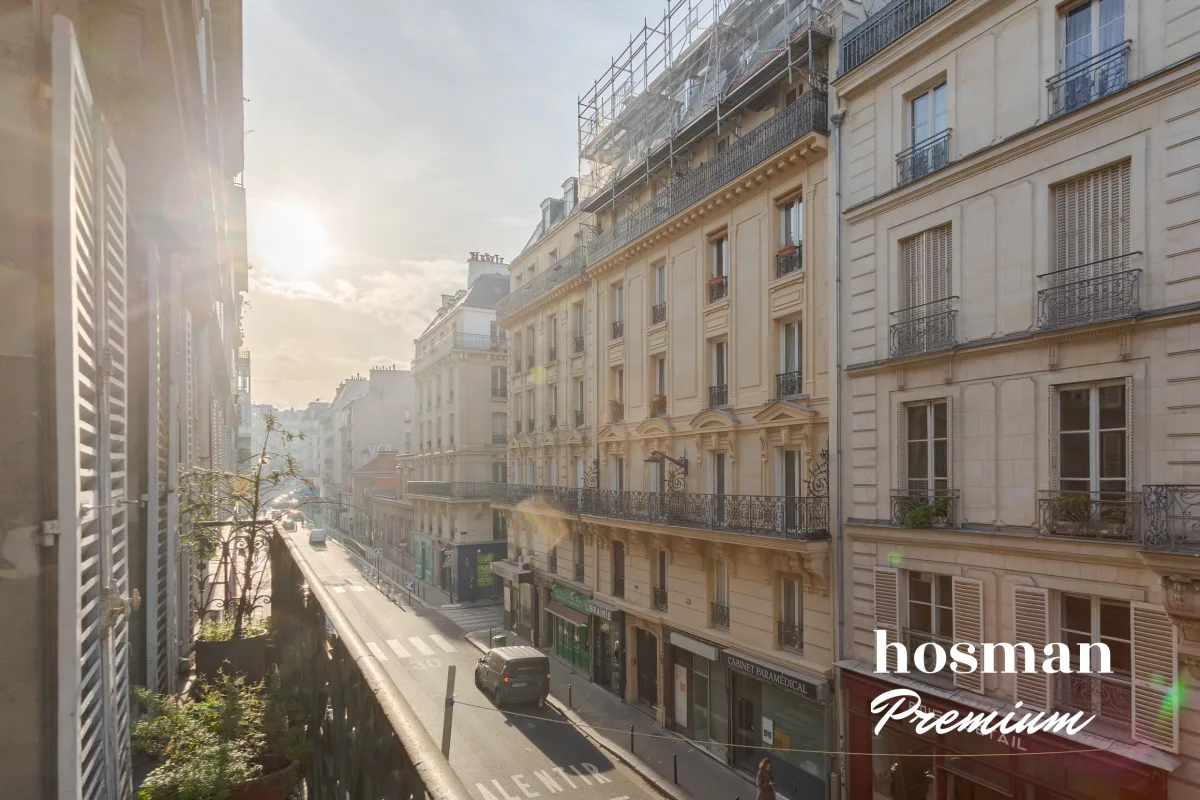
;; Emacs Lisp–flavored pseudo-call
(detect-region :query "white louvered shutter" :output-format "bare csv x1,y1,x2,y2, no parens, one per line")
901,236,921,311
952,577,985,694
1124,376,1134,491
1053,161,1131,272
52,15,132,799
1131,603,1178,752
1048,387,1061,489
896,404,908,495
1012,586,1051,709
944,396,955,493
873,567,901,672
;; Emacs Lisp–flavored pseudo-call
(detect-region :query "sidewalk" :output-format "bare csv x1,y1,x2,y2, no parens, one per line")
464,629,761,800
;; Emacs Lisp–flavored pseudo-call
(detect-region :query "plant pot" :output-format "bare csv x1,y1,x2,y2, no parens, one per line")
227,757,299,800
195,633,268,684
777,245,798,256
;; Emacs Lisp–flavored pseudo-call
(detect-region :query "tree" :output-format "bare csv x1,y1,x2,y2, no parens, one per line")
180,410,313,640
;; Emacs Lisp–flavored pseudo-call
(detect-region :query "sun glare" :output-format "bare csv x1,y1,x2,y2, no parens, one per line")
252,202,331,275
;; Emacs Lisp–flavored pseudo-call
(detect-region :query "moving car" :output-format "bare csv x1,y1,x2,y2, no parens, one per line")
474,646,549,707
282,519,296,532
308,528,325,544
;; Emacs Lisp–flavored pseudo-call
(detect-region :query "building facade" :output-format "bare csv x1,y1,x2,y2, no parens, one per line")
830,0,1200,795
339,366,415,517
0,1,245,796
237,349,253,465
409,254,511,602
492,1,839,793
276,400,328,481
317,377,368,529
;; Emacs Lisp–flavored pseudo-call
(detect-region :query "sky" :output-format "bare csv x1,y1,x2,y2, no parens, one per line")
242,0,652,408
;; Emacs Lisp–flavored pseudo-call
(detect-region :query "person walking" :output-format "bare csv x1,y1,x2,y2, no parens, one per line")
756,757,777,800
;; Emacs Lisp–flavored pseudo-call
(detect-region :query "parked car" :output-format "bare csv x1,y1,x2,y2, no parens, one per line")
283,519,296,532
474,646,549,707
308,528,325,544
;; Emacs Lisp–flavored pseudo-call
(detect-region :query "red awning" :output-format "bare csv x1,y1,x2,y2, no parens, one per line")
545,601,588,626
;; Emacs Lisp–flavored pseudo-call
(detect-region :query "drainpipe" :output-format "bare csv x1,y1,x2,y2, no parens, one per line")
830,105,846,800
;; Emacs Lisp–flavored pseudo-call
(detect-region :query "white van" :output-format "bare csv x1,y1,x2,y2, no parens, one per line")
308,528,325,544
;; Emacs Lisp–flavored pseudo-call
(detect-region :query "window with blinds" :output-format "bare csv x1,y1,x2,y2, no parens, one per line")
900,224,953,310
1041,160,1138,329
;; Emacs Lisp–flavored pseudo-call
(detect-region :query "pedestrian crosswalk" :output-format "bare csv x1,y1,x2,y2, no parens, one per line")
365,634,459,662
436,604,503,635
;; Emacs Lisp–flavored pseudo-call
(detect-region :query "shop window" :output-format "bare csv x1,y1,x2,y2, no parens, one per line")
1056,594,1132,732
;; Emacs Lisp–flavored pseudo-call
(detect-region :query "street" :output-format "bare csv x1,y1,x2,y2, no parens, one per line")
284,527,661,800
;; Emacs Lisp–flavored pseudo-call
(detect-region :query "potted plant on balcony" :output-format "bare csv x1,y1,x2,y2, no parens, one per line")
181,410,313,683
708,275,726,287
777,243,799,257
899,495,950,529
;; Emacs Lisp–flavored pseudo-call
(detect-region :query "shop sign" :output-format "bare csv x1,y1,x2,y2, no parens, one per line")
551,584,590,614
476,551,495,588
762,717,774,746
722,650,822,702
586,597,619,621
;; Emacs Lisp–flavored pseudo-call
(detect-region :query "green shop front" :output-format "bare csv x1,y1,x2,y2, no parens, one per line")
546,585,590,673
412,535,435,584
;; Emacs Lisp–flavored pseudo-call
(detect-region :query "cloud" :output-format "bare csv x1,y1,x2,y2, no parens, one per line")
488,214,539,230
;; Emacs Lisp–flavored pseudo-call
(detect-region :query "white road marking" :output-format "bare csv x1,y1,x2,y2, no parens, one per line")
430,634,457,653
581,764,611,784
332,587,346,594
367,642,388,661
350,586,367,593
409,636,435,656
568,765,591,786
386,639,412,659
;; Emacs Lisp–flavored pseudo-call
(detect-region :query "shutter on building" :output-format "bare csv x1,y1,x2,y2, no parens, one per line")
896,404,908,494
928,224,953,303
945,396,955,492
901,235,921,312
951,577,984,694
873,567,900,672
1012,586,1051,709
1130,603,1178,752
1048,387,1061,489
1125,375,1134,491
1053,160,1131,273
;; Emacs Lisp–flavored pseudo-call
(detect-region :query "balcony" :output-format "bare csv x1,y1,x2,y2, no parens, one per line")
708,384,729,409
586,89,829,265
574,562,585,582
574,335,585,354
891,488,960,529
494,246,587,321
889,297,957,358
711,602,731,629
269,532,471,800
708,275,728,303
412,332,508,372
1037,254,1141,331
1055,673,1131,733
903,628,954,686
897,129,951,186
575,410,585,428
652,587,668,611
490,483,536,507
548,414,558,430
776,244,802,278
1143,485,1200,552
612,320,624,340
1037,489,1141,542
610,400,624,422
548,346,557,364
407,481,494,500
652,302,667,325
840,0,956,74
1048,41,1131,119
650,395,667,418
776,370,803,399
778,621,803,652
492,387,507,399
492,433,507,444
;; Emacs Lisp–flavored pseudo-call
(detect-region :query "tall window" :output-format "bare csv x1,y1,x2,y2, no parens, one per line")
656,549,668,591
526,325,536,364
547,315,557,357
905,401,949,495
654,263,667,305
612,542,625,597
492,412,506,438
908,572,953,669
781,198,803,247
574,378,585,415
492,461,507,483
1053,161,1131,271
613,284,624,322
548,456,557,487
491,366,507,396
780,577,803,651
515,393,523,430
910,83,948,147
548,383,558,425
780,449,802,499
653,356,667,398
901,224,953,310
1064,0,1124,71
573,302,585,338
1059,594,1131,720
711,340,728,410
711,452,728,495
611,456,625,491
713,559,730,628
779,320,801,398
1057,383,1128,494
711,235,728,278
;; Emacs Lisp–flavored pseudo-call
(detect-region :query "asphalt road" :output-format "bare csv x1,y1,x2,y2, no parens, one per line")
285,528,660,800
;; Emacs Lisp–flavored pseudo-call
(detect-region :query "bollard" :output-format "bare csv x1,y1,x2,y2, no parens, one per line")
630,724,634,754
568,683,572,709
673,754,677,784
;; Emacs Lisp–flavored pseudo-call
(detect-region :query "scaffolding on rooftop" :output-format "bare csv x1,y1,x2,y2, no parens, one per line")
578,0,832,213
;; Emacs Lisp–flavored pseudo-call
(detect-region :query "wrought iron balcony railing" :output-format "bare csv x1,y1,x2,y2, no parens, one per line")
897,129,951,186
650,395,667,417
778,621,803,652
891,488,960,528
492,433,507,444
574,562,585,582
776,244,803,278
574,335,585,354
612,320,624,340
575,410,585,428
586,90,829,265
709,275,728,303
890,297,957,358
1048,41,1131,119
1055,673,1132,731
652,587,668,611
776,370,803,398
548,414,557,430
494,246,587,320
840,0,956,74
1143,485,1200,552
1037,489,1141,542
610,400,624,422
903,628,954,685
652,302,667,325
407,481,494,500
711,602,731,629
1037,254,1140,331
491,387,507,398
489,484,830,541
709,384,729,409
412,332,508,371
270,533,472,800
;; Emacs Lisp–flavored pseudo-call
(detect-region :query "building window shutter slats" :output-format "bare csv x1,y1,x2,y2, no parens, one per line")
952,576,985,694
896,404,908,493
945,395,955,490
1130,602,1179,752
1125,375,1134,489
1049,386,1061,488
873,567,900,672
1012,586,1051,710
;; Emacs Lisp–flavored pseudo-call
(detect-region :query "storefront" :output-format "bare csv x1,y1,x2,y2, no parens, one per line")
665,629,730,761
453,542,506,603
722,649,829,799
490,558,532,635
412,535,435,584
843,672,1169,800
587,597,624,697
546,584,590,673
